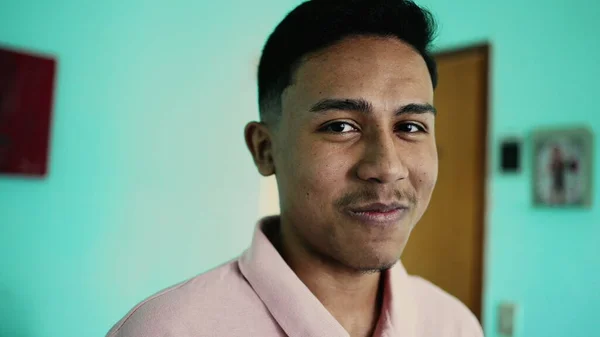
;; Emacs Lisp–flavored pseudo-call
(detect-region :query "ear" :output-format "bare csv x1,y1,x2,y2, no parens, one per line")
244,121,275,176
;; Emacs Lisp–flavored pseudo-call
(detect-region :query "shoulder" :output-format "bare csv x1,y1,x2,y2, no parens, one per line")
106,259,269,337
407,276,484,337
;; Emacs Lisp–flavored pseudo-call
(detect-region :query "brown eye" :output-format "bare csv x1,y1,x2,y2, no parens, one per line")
321,122,358,133
396,122,425,133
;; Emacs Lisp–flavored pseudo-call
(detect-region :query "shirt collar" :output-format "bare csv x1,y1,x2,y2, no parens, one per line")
238,216,417,337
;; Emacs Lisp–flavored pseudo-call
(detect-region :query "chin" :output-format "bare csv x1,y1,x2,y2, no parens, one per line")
358,262,398,274
344,251,400,273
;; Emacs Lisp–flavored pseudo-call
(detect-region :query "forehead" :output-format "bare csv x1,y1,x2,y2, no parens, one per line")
282,36,433,113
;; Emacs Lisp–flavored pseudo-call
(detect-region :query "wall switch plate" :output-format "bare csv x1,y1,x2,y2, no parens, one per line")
500,138,521,173
498,302,518,337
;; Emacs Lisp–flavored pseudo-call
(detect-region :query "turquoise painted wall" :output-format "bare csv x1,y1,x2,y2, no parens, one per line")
0,1,298,336
0,1,598,337
416,0,600,336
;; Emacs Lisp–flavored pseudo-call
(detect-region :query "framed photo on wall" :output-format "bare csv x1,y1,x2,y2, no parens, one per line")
0,45,57,177
532,127,594,208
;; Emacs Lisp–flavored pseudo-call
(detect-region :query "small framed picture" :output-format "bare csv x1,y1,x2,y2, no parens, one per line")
0,45,57,177
532,127,594,208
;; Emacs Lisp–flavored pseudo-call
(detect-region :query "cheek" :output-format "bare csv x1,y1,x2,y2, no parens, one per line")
287,143,349,205
410,144,439,194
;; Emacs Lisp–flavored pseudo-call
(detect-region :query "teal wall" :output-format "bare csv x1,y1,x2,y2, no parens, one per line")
0,1,597,337
0,1,298,336
417,0,600,336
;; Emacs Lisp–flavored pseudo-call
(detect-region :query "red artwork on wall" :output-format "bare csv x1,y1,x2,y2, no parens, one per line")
0,46,57,177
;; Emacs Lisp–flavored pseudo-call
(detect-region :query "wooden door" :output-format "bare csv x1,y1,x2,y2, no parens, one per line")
401,45,489,320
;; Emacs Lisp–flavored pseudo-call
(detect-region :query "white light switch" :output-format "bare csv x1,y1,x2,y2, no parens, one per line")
498,302,518,337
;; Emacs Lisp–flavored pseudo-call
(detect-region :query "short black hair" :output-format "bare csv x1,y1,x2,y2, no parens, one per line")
257,0,438,124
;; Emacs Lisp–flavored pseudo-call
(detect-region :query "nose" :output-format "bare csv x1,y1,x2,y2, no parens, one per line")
356,131,409,184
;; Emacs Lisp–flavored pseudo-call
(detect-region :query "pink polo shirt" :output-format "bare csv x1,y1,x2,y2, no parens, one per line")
106,217,484,337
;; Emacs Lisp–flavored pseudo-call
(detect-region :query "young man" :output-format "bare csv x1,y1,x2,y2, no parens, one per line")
107,0,484,336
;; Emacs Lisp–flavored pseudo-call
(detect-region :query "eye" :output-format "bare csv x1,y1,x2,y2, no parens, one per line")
320,122,359,134
396,122,426,133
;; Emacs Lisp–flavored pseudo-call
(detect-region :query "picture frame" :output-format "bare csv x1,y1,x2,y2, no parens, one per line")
0,45,57,177
531,126,594,208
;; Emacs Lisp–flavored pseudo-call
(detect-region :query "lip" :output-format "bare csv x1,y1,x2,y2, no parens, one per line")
346,202,409,226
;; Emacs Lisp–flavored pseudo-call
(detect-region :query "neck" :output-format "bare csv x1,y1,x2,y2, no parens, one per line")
273,221,384,337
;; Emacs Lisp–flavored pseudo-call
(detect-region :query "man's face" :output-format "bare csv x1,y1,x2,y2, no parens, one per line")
271,36,438,271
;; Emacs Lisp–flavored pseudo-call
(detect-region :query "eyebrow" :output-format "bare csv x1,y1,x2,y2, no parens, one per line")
309,98,437,116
